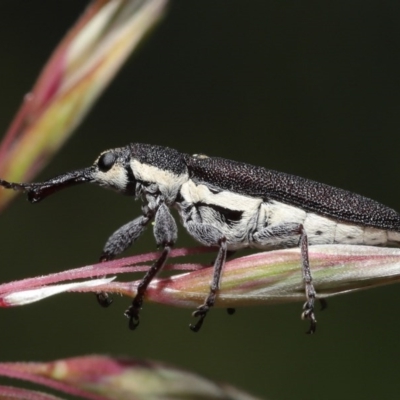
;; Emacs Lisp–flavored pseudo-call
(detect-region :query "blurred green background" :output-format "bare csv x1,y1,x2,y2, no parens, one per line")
1,1,400,399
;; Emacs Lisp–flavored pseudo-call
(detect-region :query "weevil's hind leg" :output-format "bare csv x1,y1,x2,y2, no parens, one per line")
125,203,177,330
96,209,153,307
298,226,317,334
225,250,236,316
253,222,317,334
184,222,227,332
319,298,328,311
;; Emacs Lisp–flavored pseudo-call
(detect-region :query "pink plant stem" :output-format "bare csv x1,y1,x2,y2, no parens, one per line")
0,247,212,296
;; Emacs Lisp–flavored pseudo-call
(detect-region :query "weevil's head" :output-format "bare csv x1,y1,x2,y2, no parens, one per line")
90,146,136,195
0,146,136,203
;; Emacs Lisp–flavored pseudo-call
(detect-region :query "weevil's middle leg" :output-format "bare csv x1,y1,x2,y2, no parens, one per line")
184,221,228,332
253,222,317,333
207,249,236,317
190,238,227,332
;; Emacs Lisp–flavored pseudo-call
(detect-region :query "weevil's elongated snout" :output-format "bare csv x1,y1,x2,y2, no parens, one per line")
0,167,94,203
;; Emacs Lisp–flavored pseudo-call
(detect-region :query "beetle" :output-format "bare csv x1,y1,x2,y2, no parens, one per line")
2,143,400,333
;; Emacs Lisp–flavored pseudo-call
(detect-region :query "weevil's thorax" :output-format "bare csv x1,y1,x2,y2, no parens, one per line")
129,143,189,204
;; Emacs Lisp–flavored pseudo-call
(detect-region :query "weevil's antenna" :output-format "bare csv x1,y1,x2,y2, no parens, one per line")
0,167,94,203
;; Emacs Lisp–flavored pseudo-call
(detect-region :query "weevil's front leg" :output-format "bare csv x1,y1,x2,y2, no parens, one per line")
100,215,151,262
125,202,177,330
96,205,154,307
184,222,227,332
253,222,317,334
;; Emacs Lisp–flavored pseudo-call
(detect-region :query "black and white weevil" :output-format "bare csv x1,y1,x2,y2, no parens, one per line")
2,143,400,333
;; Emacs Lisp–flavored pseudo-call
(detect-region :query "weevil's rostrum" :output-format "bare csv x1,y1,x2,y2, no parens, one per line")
2,143,400,333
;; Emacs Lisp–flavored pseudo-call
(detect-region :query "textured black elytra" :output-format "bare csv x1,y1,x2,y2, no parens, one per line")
184,154,400,231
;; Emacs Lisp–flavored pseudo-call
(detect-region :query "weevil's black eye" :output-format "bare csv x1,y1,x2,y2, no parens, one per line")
98,152,116,172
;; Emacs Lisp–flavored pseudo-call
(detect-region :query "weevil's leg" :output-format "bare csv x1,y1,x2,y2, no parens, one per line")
125,202,177,330
253,222,317,334
190,237,227,332
225,250,236,316
184,222,227,332
208,249,236,317
125,245,171,330
96,206,154,307
298,226,317,334
100,213,152,262
319,298,328,311
96,291,113,307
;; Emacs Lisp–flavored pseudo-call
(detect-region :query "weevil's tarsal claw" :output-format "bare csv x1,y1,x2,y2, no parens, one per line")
128,314,140,330
302,300,317,334
96,256,115,308
306,319,317,335
124,295,143,331
96,292,113,308
124,305,141,330
0,167,94,203
189,305,210,332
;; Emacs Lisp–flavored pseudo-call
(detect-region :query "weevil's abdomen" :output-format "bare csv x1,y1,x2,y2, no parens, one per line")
304,211,400,246
257,200,400,248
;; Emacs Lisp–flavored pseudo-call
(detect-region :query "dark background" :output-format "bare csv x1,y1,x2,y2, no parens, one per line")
1,1,400,399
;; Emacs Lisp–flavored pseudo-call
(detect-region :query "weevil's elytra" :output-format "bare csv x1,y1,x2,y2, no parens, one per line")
2,142,400,333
